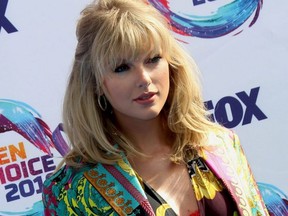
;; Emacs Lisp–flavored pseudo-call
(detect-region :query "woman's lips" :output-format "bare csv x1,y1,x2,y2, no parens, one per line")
134,92,156,105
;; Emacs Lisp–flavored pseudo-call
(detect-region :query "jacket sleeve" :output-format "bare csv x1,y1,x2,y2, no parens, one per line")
231,131,270,215
42,166,115,216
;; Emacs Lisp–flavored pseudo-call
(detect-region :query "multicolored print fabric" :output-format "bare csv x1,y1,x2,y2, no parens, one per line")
188,158,224,201
42,130,271,215
187,157,239,215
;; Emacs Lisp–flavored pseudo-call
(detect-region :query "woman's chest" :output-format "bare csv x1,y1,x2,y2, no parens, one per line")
142,158,238,216
144,163,199,216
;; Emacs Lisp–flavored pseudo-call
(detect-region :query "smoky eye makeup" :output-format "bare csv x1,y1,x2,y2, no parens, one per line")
146,55,162,64
114,63,130,73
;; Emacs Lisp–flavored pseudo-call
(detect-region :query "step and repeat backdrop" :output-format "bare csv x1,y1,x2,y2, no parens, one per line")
1,0,287,215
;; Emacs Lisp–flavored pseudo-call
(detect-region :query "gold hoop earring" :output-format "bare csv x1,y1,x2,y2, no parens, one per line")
98,95,107,111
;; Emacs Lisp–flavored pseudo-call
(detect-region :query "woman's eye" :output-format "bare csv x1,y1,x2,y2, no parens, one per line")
114,64,130,73
147,55,161,64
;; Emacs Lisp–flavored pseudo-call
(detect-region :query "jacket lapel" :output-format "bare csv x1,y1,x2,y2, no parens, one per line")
84,157,155,216
200,131,269,216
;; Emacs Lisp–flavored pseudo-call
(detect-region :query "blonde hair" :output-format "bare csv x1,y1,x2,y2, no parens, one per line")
63,0,220,166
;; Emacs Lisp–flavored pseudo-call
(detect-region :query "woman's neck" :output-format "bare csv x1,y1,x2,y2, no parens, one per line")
116,116,171,155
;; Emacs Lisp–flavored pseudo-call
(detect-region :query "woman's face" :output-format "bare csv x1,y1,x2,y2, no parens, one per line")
102,51,170,125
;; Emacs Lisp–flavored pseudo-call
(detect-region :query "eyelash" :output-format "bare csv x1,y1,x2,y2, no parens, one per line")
146,55,161,64
114,64,130,73
113,55,162,73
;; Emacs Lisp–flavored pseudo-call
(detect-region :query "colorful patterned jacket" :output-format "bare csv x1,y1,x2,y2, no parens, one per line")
42,130,270,215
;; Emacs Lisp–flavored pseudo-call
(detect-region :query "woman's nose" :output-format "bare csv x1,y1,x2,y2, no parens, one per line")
136,66,152,88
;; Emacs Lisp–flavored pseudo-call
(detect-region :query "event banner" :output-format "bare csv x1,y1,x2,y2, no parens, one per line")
1,0,287,215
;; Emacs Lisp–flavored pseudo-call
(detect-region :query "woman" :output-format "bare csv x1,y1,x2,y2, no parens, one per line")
42,0,269,215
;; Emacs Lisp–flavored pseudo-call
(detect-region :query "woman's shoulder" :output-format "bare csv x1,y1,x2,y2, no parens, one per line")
44,164,88,187
42,164,91,201
199,127,244,160
42,164,113,215
205,127,237,146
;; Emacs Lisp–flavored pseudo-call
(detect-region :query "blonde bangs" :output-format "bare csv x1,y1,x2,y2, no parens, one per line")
90,6,171,75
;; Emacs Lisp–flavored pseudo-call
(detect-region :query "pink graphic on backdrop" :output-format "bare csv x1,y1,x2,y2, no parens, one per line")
0,99,69,156
148,0,263,38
